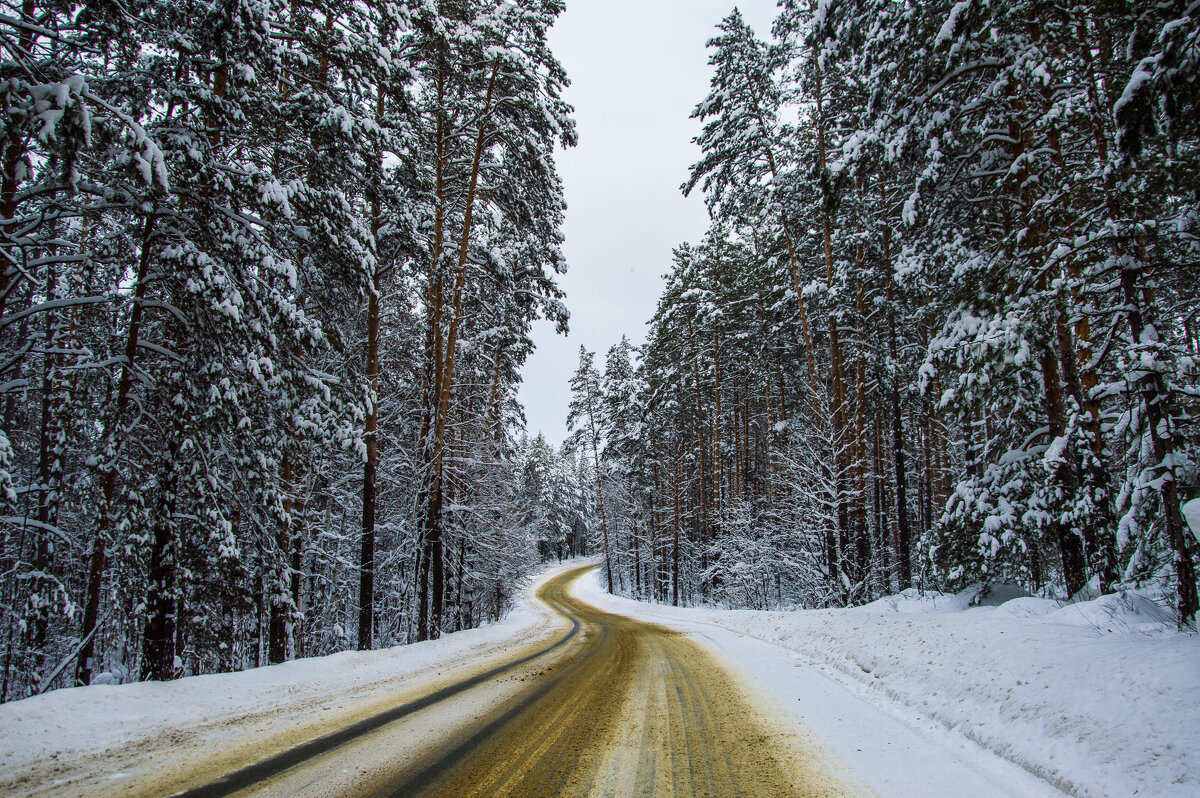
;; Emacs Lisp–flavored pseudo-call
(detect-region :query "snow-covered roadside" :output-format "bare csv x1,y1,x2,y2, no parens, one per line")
0,559,583,791
576,572,1199,798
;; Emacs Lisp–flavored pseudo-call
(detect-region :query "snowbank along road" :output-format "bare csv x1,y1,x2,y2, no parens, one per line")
173,564,851,797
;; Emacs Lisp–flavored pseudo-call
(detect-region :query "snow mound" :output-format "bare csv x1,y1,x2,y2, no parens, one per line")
991,597,1060,620
854,587,952,614
1045,589,1178,635
853,581,1179,636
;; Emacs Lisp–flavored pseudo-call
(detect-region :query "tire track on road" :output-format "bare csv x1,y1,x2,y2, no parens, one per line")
174,575,587,798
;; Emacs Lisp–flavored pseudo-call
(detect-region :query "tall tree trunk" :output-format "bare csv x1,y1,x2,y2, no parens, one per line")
1041,351,1087,597
731,385,742,500
290,498,304,660
359,272,379,651
585,377,614,593
417,54,503,639
141,442,179,681
1079,20,1194,619
920,408,933,538
1054,310,1118,593
359,83,384,649
672,442,682,606
1033,45,1119,597
76,212,156,686
813,49,850,599
685,318,710,554
657,460,667,597
251,549,263,668
741,384,751,500
268,463,292,665
0,0,36,324
632,518,641,597
416,62,448,644
883,226,913,589
852,259,871,591
712,326,723,522
873,414,890,594
28,267,61,681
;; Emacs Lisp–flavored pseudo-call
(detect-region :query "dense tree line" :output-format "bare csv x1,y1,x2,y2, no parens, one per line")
0,0,578,699
591,1,1200,624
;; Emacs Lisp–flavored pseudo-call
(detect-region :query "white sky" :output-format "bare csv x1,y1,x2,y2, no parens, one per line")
517,0,782,446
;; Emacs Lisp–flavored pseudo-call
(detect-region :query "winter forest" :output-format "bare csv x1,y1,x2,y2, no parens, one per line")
2,0,1199,703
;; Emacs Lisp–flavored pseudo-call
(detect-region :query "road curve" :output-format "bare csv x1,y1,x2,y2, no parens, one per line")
383,564,854,798
174,565,855,797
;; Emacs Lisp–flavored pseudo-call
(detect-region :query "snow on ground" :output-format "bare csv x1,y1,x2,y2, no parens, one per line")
577,572,1200,798
0,559,581,787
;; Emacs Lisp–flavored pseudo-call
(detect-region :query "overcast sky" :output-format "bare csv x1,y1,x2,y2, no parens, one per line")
516,0,782,446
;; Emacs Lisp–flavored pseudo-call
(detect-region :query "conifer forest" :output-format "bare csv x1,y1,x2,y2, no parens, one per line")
2,0,1199,704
